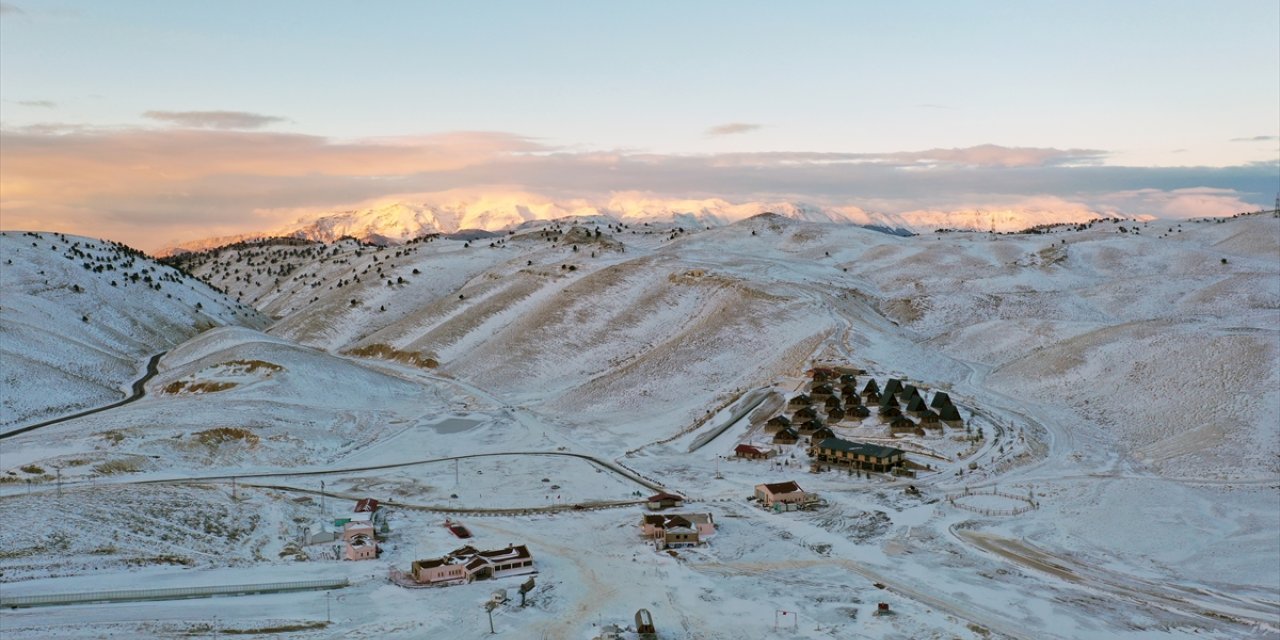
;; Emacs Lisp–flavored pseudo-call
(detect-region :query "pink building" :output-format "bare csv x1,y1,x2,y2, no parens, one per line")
343,521,377,561
411,544,535,585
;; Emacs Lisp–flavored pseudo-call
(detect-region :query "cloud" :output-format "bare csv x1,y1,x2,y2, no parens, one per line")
1096,187,1266,219
1,124,1273,251
16,100,55,108
142,110,289,130
1229,135,1278,142
0,3,23,15
706,122,763,136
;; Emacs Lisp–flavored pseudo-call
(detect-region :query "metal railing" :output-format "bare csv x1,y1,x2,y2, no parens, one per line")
1,578,348,609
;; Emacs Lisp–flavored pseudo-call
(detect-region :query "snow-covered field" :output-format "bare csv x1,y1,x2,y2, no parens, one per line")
1,213,1277,639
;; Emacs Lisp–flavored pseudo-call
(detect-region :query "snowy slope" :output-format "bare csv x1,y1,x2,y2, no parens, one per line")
0,232,269,429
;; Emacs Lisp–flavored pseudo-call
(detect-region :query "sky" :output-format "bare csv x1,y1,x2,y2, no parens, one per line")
1,0,1277,251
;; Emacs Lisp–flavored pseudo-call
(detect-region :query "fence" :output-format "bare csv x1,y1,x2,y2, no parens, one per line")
1,578,349,609
946,488,1038,517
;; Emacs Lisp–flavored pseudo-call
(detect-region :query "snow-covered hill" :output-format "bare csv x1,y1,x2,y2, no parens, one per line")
0,231,270,428
3,213,1276,640
161,193,1143,253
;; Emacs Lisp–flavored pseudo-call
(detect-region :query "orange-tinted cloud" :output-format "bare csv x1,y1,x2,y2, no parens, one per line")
0,124,1272,251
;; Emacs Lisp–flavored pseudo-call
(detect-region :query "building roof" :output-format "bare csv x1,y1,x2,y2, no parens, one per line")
648,492,683,502
643,513,713,527
816,437,904,459
883,378,904,396
354,498,380,512
478,544,531,562
930,391,953,409
735,443,768,455
758,481,803,495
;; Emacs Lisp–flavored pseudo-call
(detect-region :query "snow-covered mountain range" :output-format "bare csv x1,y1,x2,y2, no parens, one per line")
162,194,1143,254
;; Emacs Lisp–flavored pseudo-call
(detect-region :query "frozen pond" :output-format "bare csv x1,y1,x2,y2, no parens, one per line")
425,417,482,434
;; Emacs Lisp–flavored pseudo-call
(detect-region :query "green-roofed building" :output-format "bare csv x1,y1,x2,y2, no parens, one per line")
883,378,904,397
811,437,906,473
939,404,962,421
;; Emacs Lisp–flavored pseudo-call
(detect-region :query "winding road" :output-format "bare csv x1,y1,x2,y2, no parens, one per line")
0,352,165,440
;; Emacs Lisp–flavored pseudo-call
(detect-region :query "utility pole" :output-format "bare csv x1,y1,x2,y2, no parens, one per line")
320,480,326,516
325,591,331,624
485,601,497,634
56,468,62,498
454,459,459,486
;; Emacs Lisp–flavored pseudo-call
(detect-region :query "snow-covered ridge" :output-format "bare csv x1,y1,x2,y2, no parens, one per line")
162,194,1145,253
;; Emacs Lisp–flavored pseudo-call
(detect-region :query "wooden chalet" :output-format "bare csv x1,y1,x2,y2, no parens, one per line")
930,391,953,409
862,379,880,395
889,416,917,433
811,383,836,398
823,395,842,410
839,373,858,386
793,406,819,421
883,378,904,397
788,394,814,407
863,389,881,404
906,395,927,412
811,437,906,473
939,404,963,422
734,443,773,460
797,418,825,435
847,404,871,418
765,415,792,431
773,427,800,445
880,406,903,418
919,410,941,426
879,392,900,409
826,407,846,422
810,425,836,441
